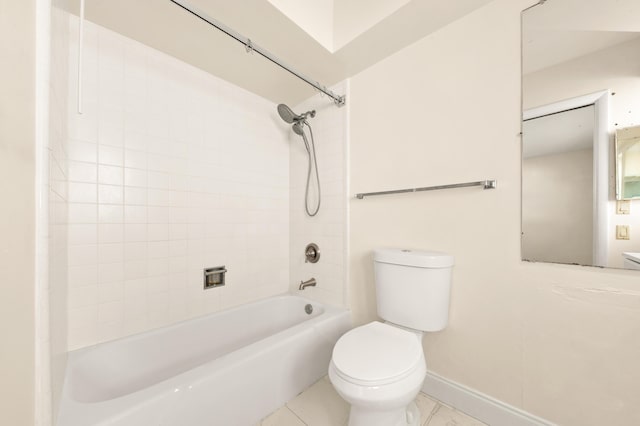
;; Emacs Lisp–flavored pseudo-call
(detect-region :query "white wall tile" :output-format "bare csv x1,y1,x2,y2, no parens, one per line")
68,161,98,183
98,281,124,303
98,262,124,284
124,260,147,280
68,224,97,246
98,204,123,223
68,285,98,309
67,265,98,287
148,171,171,189
124,224,147,242
98,165,123,185
98,122,124,148
98,184,123,204
148,224,169,241
98,301,124,324
148,241,169,258
67,324,98,351
124,168,147,187
148,206,169,224
69,113,98,143
124,205,147,224
66,20,292,349
97,321,124,344
148,189,172,207
124,278,147,300
124,187,147,205
68,140,97,163
68,244,98,267
68,183,97,203
68,203,97,224
98,224,123,244
147,259,169,277
124,149,147,169
124,242,147,261
124,129,148,151
98,145,123,166
98,243,123,264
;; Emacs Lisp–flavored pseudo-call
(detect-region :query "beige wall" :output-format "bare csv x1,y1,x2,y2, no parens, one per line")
349,0,640,424
522,148,593,265
0,0,36,424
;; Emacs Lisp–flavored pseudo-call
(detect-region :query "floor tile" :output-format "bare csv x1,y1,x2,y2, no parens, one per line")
415,393,439,425
286,376,350,426
263,376,487,426
261,406,306,426
426,404,487,426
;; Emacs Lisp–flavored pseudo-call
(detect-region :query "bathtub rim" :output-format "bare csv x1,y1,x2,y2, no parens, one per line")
75,293,333,353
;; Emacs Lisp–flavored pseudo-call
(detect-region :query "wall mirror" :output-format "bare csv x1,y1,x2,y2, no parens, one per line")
521,0,640,270
616,125,640,200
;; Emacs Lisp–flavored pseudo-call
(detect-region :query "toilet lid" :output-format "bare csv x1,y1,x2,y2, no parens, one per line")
332,322,423,385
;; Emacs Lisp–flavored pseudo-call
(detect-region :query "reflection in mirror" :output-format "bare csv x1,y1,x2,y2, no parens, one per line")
522,106,595,265
616,126,640,200
522,0,640,269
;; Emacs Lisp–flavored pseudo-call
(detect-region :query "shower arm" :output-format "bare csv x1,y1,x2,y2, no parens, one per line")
168,0,346,107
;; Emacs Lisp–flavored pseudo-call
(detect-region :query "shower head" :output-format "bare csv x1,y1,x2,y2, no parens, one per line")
277,104,316,124
292,121,305,136
277,104,300,124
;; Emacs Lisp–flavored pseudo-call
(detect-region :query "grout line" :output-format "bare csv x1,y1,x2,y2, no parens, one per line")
285,406,308,425
424,403,442,426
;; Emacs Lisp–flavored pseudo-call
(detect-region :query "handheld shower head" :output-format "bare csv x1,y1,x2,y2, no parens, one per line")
292,121,305,136
276,104,321,217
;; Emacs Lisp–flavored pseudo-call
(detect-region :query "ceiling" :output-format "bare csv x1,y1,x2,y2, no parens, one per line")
266,0,413,52
62,0,494,105
522,0,640,74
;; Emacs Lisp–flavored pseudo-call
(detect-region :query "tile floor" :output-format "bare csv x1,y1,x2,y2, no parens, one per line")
257,376,488,426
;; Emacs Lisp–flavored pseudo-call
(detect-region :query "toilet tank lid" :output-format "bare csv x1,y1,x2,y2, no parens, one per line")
374,248,454,268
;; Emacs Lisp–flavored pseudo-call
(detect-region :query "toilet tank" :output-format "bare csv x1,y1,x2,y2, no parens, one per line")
373,248,454,332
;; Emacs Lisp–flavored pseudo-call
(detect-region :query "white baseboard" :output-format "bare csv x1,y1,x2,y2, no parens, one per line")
422,372,556,426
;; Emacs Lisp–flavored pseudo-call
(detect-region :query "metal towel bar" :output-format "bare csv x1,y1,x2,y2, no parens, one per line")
355,179,497,199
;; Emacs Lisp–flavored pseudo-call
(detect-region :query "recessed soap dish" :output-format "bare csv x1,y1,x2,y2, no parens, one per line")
204,266,226,289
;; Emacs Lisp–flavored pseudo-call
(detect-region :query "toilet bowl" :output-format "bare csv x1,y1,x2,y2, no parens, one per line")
329,248,453,426
329,322,426,426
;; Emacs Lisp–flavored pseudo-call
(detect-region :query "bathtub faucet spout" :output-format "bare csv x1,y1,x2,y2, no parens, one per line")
299,278,317,290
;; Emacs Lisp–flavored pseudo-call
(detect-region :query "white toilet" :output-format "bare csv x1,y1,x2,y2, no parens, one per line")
329,248,453,426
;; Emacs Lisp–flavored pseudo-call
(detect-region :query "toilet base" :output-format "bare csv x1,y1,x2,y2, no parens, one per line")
347,401,420,426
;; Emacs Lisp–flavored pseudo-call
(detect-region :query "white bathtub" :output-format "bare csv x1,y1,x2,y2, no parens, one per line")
57,294,351,426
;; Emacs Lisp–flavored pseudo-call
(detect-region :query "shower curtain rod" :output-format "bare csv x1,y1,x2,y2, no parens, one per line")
169,0,346,107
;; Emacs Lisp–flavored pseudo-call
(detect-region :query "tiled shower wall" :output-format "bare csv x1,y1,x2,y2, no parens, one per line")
289,82,349,307
65,19,290,350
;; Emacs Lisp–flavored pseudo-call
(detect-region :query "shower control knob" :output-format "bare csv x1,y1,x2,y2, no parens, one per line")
305,243,320,263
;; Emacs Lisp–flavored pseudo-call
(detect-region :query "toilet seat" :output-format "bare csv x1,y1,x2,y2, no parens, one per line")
332,322,424,387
